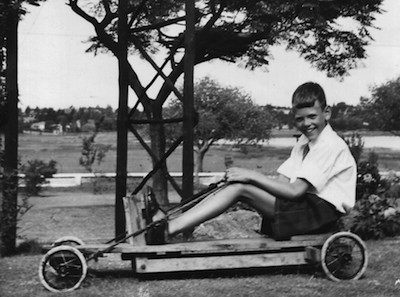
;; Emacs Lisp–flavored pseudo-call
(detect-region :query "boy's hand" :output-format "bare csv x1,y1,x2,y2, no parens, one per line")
225,167,259,184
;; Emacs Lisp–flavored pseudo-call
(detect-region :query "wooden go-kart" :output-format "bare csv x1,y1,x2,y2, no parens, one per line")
38,182,368,292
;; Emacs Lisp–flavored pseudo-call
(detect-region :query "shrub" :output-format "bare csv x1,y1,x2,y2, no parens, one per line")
356,160,381,200
79,132,110,173
351,194,400,239
343,132,364,164
384,182,400,199
381,171,400,199
341,133,381,200
79,132,111,194
21,159,57,196
355,150,390,200
16,239,43,255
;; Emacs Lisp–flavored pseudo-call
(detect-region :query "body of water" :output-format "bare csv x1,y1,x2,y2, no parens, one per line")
267,135,400,150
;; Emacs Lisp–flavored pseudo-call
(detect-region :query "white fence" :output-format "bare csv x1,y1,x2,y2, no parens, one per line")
19,172,226,188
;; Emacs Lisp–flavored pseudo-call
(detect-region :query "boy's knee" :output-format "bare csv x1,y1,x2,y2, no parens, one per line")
226,182,246,195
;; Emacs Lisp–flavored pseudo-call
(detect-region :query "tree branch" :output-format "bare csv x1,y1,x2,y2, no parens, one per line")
100,0,117,28
128,0,147,28
197,137,215,156
69,1,119,57
68,0,98,26
130,16,185,33
132,37,184,103
203,1,225,31
68,1,152,110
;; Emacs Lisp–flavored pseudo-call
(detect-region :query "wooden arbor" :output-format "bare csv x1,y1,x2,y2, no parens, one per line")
115,0,196,237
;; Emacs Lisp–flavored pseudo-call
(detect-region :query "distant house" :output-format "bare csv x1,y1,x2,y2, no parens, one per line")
50,124,63,135
30,121,46,131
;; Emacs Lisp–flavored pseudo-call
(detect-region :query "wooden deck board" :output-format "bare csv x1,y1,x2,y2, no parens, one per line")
134,251,309,273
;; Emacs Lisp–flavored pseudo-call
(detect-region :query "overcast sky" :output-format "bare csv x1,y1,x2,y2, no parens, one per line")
18,0,400,110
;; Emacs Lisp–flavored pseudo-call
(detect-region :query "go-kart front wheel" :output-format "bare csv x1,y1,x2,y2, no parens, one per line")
38,245,87,292
52,236,84,247
321,231,368,281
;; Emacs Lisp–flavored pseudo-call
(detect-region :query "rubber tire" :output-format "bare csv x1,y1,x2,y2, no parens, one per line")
38,245,87,292
321,231,368,281
52,236,84,247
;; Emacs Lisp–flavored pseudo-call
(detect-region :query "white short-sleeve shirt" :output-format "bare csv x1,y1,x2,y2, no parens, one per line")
277,124,356,213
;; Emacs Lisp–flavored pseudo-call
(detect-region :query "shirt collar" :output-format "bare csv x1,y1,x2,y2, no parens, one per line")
297,124,333,148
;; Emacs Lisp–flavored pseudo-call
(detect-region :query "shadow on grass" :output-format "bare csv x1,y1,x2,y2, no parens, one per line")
14,239,44,255
87,264,321,282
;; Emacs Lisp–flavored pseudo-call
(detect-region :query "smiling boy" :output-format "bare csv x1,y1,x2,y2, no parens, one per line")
147,82,357,244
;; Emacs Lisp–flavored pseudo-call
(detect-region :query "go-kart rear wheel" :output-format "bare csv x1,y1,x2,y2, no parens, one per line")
38,245,87,292
321,231,368,281
52,236,84,247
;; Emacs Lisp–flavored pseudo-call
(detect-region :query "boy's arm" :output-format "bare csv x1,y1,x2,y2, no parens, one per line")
226,167,310,201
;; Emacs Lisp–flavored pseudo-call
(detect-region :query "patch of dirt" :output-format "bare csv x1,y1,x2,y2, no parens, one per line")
193,209,263,240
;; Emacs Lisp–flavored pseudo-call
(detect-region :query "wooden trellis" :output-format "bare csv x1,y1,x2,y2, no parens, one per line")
115,0,196,237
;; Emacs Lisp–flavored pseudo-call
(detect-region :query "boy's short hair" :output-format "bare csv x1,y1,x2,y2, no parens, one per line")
292,82,327,109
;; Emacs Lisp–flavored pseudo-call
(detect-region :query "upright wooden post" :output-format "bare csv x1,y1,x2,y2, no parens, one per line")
1,5,19,255
182,0,195,200
115,0,128,238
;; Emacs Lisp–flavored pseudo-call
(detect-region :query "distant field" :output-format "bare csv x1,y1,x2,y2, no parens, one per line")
18,131,400,174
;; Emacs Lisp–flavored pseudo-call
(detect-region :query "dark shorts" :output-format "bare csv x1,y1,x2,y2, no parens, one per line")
260,193,341,240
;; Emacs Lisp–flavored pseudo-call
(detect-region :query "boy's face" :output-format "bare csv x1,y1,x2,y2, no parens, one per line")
293,100,331,141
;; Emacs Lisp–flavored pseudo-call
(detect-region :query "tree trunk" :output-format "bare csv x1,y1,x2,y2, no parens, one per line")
149,104,169,208
1,7,19,256
194,151,204,174
194,144,208,187
0,148,3,254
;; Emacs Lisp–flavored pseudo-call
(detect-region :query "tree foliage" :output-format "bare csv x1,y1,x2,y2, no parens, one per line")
73,0,383,77
330,102,363,130
359,76,400,134
166,77,273,173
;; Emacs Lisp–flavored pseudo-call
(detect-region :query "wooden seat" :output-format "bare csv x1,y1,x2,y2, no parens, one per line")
123,195,146,245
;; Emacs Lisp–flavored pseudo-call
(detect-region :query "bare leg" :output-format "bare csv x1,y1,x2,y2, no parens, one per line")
168,183,276,235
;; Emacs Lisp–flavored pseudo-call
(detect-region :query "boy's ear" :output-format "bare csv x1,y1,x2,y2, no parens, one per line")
324,106,332,121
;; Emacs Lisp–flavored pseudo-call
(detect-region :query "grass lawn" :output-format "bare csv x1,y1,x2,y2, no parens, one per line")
18,132,291,174
1,191,400,296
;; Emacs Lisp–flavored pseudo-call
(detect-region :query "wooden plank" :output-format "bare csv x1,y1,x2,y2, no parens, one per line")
76,236,326,255
115,0,129,237
290,233,331,242
134,251,308,273
123,195,146,245
182,0,196,201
